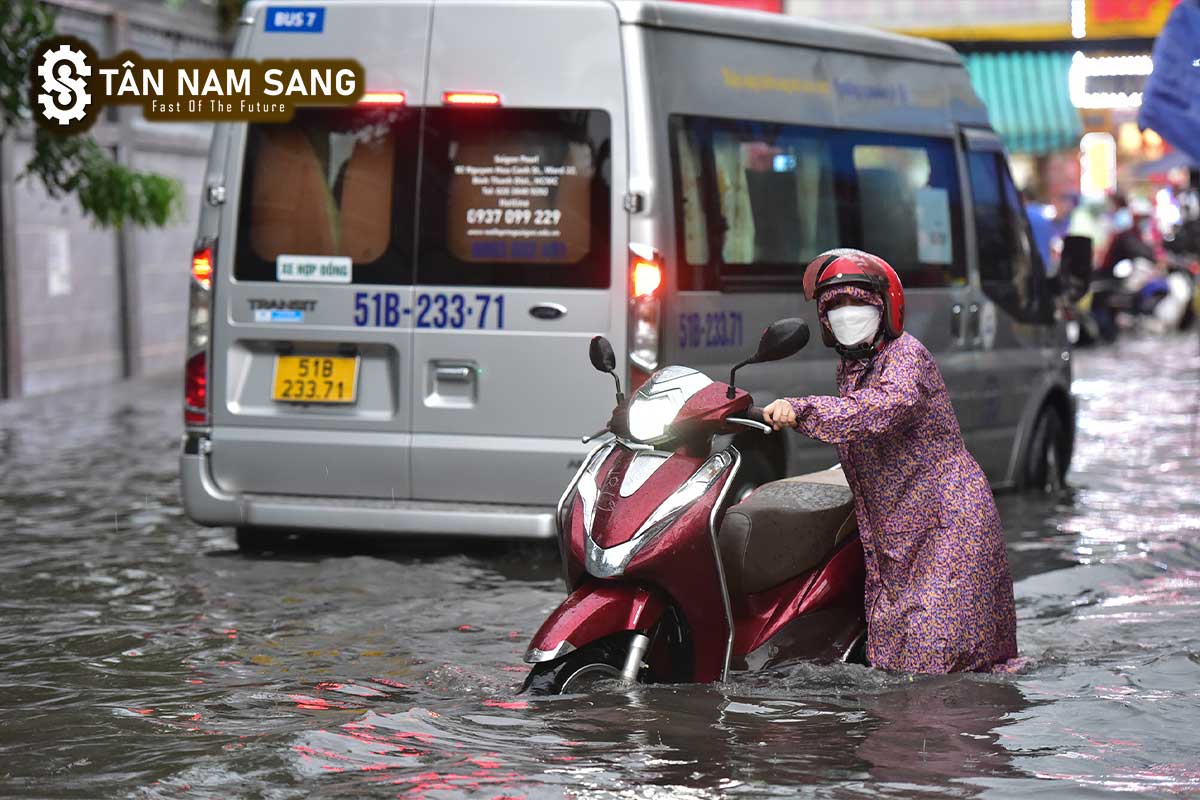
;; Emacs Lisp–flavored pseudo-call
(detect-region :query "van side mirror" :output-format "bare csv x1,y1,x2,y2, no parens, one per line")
588,335,624,404
727,318,809,398
1058,235,1093,302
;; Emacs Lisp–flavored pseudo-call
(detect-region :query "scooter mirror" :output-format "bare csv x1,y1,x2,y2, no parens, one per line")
1058,235,1093,302
752,318,810,363
589,335,625,405
589,336,617,374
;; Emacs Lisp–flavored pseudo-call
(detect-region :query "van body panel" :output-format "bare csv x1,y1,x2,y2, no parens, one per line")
643,28,983,136
409,0,628,504
208,2,433,499
959,127,1066,483
647,26,993,476
210,426,412,499
183,0,1072,537
409,433,595,503
613,0,963,66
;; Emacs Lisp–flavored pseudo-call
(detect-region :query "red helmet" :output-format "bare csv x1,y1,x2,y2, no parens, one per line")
802,248,905,346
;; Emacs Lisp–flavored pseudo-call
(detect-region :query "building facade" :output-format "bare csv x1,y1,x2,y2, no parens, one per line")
0,0,230,399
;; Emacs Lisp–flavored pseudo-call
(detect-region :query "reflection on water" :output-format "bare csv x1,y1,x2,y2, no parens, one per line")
1,335,1198,798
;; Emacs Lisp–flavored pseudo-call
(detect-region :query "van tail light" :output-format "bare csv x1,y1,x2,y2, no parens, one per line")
628,244,662,388
192,246,213,289
185,352,208,426
443,91,501,106
185,238,214,427
633,260,662,298
359,91,407,105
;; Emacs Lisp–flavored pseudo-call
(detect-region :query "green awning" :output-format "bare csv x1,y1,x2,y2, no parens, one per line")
964,51,1083,156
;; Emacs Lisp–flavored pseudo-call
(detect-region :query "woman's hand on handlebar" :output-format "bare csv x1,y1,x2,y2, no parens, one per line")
762,399,798,431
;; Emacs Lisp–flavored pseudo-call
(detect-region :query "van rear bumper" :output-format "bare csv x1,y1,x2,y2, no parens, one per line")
179,438,556,539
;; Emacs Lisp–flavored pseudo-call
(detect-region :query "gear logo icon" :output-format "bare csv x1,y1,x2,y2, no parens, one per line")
35,40,94,127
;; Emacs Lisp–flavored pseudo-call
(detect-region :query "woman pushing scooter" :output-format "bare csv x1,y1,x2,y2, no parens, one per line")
763,248,1018,673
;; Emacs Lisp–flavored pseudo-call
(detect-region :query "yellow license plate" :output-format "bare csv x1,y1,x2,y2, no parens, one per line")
272,355,360,403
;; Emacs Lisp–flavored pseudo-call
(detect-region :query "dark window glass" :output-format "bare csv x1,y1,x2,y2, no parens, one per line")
967,151,1053,324
670,116,844,289
235,105,418,284
416,108,611,288
670,115,965,290
847,134,966,289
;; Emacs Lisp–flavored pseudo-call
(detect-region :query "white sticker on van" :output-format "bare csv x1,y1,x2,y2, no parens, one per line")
915,187,952,265
254,309,304,323
277,254,352,283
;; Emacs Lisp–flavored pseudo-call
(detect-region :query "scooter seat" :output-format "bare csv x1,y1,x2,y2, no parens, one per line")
718,468,856,596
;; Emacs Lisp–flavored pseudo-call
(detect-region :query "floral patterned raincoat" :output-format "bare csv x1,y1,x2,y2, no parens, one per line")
787,286,1018,673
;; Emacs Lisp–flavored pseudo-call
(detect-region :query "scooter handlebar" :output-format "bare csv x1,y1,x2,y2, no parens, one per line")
725,406,773,434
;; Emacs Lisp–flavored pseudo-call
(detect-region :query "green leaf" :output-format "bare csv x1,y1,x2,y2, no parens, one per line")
2,0,184,229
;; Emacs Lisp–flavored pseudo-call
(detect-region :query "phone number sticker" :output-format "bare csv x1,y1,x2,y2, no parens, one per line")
678,311,744,349
353,292,506,329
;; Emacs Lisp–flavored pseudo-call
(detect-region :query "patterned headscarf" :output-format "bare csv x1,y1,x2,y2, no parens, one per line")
816,284,883,327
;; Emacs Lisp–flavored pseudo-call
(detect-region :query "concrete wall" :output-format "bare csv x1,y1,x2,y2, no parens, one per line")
0,0,227,399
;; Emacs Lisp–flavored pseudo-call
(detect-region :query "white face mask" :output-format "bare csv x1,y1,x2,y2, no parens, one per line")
826,305,881,347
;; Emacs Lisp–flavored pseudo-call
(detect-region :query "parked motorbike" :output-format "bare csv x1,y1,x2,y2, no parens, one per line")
521,318,866,695
1087,255,1197,342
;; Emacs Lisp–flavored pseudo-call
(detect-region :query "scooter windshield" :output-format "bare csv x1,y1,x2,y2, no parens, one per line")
627,366,713,443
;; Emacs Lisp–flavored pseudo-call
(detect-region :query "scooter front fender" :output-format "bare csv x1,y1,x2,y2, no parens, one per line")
524,581,664,663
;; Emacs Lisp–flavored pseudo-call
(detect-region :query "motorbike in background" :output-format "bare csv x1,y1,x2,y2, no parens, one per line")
521,319,866,694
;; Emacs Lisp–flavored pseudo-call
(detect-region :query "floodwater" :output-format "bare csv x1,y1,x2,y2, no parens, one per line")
1,335,1199,799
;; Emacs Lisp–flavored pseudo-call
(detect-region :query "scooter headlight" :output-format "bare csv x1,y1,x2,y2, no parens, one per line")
628,389,684,442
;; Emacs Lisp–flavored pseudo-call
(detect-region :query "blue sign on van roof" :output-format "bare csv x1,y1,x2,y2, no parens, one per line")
264,7,325,33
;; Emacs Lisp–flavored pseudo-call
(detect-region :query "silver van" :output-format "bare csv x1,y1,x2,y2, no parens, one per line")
180,0,1076,548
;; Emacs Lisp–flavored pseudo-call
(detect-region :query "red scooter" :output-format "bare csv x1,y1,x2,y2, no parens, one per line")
523,319,866,694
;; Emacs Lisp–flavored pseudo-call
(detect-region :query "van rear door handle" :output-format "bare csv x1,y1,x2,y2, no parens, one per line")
435,365,473,382
967,303,981,344
529,303,567,320
951,304,965,342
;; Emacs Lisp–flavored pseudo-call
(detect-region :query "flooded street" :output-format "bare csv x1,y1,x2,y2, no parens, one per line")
2,335,1199,799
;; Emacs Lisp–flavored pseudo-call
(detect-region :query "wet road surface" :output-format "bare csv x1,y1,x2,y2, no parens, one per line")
2,335,1199,798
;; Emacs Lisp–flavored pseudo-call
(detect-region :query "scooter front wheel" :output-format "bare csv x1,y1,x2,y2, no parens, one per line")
521,635,634,695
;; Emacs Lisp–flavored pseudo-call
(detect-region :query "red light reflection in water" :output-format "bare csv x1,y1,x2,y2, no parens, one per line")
390,769,523,797
482,700,528,710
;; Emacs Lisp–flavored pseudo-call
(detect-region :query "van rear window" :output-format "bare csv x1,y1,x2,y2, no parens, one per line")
234,106,418,285
234,107,609,288
416,108,611,288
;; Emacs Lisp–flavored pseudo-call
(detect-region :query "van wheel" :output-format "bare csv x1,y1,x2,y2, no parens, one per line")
520,635,633,695
1023,407,1069,492
235,526,294,554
